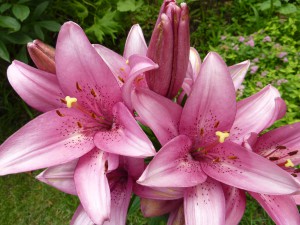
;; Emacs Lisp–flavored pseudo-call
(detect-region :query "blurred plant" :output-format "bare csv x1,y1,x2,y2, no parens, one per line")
0,0,60,63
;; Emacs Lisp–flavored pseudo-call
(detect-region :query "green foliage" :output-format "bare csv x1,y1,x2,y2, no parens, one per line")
210,14,300,128
0,0,60,63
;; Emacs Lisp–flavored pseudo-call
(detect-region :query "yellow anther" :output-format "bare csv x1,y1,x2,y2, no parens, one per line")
126,59,129,64
65,96,77,108
285,159,294,168
216,131,230,143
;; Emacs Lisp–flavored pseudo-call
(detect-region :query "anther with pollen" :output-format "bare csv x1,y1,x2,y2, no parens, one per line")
76,82,82,91
276,145,287,150
214,121,220,128
77,122,83,128
288,150,298,156
118,76,125,83
269,157,279,161
200,128,204,136
56,110,64,117
228,156,238,160
91,89,97,97
213,157,221,163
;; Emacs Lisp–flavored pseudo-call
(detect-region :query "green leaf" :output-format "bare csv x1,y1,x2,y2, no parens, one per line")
12,4,30,22
278,4,298,15
0,15,20,32
117,0,142,12
258,0,281,11
38,20,61,32
34,24,44,40
0,39,10,62
3,32,32,44
33,1,49,19
128,196,140,215
0,3,11,13
16,45,28,63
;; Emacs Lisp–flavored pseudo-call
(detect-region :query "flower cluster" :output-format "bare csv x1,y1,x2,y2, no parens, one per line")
1,1,300,224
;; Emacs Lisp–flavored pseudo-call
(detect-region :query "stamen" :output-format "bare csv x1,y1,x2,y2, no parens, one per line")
228,156,238,160
284,159,294,168
212,157,221,163
291,173,297,177
91,89,97,97
269,157,279,161
77,121,83,128
214,121,220,128
276,145,287,150
76,82,82,91
60,98,67,104
91,112,97,119
200,128,204,136
126,59,129,64
118,76,125,83
56,110,64,117
288,150,298,156
216,131,230,143
120,67,125,72
65,96,77,108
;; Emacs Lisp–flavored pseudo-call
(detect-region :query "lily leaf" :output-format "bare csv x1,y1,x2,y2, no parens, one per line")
0,15,20,32
12,4,30,22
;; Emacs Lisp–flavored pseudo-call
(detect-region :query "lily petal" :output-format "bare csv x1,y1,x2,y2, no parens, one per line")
103,177,133,225
70,204,94,225
56,22,122,117
222,185,246,225
141,198,181,217
7,60,64,112
188,47,201,82
229,60,250,91
74,148,110,224
230,85,285,144
36,159,78,195
179,52,236,146
128,54,158,78
167,204,185,225
133,184,184,200
184,179,225,225
249,192,300,225
0,108,95,175
254,122,300,165
94,102,155,158
123,24,147,59
138,135,207,187
93,44,130,85
132,88,182,145
202,141,300,195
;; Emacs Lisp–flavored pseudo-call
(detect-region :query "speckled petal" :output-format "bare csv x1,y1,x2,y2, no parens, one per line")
94,102,155,158
230,85,285,144
7,60,64,112
36,159,78,195
249,192,300,225
56,22,122,118
179,52,236,147
201,141,300,195
253,122,300,166
222,185,246,225
184,179,225,225
138,135,207,187
0,108,96,175
74,148,110,225
103,177,133,225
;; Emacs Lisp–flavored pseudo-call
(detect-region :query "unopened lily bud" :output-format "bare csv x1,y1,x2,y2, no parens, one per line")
146,0,190,99
27,39,56,74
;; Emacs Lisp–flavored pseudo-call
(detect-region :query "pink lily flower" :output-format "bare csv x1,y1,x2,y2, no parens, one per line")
145,0,190,99
1,21,156,174
37,154,144,225
132,52,300,224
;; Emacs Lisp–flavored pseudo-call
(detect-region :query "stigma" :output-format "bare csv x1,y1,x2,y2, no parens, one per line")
65,96,77,108
285,159,294,168
216,131,230,143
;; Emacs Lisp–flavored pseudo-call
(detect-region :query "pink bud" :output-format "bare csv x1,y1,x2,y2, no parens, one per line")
27,39,56,74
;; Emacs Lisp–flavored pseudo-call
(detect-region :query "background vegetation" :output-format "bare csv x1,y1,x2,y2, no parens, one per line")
0,0,300,224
